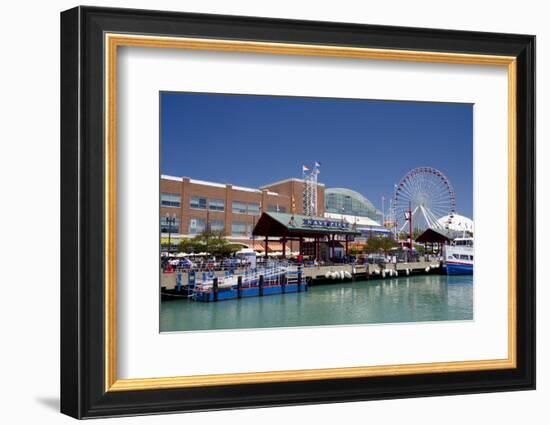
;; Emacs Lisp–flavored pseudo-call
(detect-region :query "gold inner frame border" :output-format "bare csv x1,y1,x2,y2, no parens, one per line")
104,33,517,392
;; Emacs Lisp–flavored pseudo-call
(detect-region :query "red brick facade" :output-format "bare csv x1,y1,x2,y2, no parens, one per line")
160,176,324,243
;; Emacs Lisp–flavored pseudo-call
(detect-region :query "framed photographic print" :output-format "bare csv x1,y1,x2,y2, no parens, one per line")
60,6,535,419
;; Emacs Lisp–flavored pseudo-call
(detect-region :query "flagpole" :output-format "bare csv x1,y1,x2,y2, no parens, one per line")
382,195,385,227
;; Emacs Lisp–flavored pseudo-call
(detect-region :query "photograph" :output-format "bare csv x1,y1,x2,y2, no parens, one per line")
159,92,474,332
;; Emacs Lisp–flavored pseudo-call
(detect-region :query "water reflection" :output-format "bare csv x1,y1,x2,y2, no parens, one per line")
160,275,473,332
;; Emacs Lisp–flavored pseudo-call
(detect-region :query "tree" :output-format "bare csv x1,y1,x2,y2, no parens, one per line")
363,235,398,256
349,246,362,255
363,236,381,254
378,235,398,256
177,238,197,253
398,228,422,244
182,229,240,257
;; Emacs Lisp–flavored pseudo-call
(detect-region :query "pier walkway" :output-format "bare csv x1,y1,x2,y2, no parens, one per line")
303,261,441,282
161,261,442,290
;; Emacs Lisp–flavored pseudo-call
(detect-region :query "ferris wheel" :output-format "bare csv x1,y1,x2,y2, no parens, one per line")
391,167,456,234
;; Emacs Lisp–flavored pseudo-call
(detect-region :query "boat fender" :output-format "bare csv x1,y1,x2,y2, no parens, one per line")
325,272,332,279
425,267,430,273
374,269,381,275
406,269,410,276
381,270,386,278
344,271,352,279
340,270,345,280
395,270,399,277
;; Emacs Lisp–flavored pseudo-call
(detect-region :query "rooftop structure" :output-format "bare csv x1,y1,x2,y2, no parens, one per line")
253,212,361,260
325,187,382,223
437,213,474,234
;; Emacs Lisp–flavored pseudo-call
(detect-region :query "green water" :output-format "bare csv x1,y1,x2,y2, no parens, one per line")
160,274,473,332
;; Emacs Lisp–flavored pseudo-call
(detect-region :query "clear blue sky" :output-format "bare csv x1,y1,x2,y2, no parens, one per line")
160,92,473,217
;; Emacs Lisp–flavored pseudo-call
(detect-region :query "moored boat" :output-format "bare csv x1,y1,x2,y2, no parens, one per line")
444,237,473,275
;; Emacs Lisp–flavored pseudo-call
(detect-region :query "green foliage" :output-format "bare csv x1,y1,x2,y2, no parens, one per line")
177,230,240,257
177,240,196,254
378,235,398,255
398,227,422,242
349,246,361,255
363,236,381,254
363,235,398,256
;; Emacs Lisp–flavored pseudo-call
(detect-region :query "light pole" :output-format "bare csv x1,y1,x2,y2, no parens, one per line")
251,214,256,252
205,209,210,256
408,201,413,262
165,212,176,253
382,195,385,227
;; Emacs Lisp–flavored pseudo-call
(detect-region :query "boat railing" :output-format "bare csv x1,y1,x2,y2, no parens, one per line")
187,263,304,298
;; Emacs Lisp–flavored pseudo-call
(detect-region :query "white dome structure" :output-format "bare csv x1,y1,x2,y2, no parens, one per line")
437,214,474,234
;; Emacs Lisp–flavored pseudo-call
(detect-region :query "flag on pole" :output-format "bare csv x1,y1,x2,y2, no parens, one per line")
302,165,310,172
315,161,321,167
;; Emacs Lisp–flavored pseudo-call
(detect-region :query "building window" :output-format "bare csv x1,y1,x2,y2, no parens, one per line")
233,201,262,215
268,204,286,213
232,201,248,214
210,220,225,232
247,202,261,216
231,221,251,237
160,192,181,208
190,196,207,210
160,216,180,233
208,198,225,212
189,218,206,235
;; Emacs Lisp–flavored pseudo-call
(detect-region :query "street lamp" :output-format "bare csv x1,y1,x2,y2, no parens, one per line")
165,212,176,253
404,201,413,262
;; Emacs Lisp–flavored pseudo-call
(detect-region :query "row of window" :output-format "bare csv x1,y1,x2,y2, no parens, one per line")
161,193,286,214
231,201,261,215
188,218,224,234
190,196,225,211
160,217,255,237
448,254,474,261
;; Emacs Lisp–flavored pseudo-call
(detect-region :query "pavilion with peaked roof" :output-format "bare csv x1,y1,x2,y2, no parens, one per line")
252,212,361,260
415,227,452,254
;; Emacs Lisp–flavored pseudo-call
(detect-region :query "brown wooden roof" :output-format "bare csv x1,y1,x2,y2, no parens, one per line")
252,212,361,238
415,228,451,243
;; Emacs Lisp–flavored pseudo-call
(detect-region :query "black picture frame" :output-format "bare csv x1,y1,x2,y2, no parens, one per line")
61,5,535,419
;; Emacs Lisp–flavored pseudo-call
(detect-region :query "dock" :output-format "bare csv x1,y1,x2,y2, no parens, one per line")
303,261,442,283
162,265,306,302
161,260,442,301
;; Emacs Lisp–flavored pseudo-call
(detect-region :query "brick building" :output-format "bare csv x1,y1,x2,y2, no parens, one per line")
160,175,325,249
